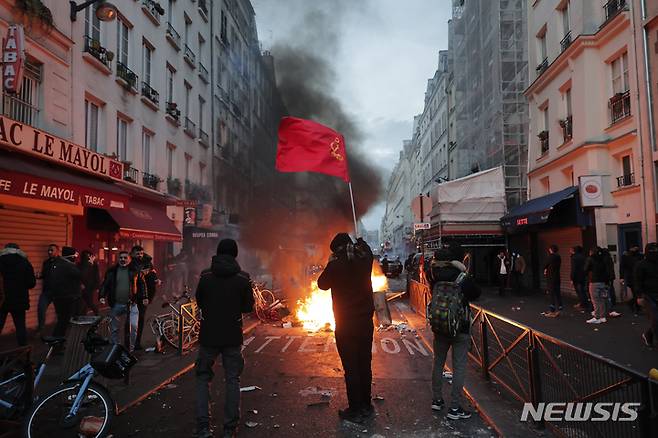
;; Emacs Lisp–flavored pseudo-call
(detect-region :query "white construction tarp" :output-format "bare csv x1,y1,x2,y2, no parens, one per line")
430,166,507,223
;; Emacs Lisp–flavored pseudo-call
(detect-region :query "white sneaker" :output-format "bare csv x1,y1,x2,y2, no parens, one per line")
599,317,607,323
586,317,603,324
609,311,621,317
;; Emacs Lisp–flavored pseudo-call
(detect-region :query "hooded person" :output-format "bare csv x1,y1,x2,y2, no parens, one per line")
50,246,82,338
635,243,658,347
0,243,36,346
317,233,375,423
129,245,159,350
194,239,255,438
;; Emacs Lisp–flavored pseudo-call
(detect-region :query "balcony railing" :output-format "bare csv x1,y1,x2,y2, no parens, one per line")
199,62,209,83
536,58,549,75
603,0,627,25
609,90,631,125
166,22,181,50
560,31,572,53
142,172,160,190
83,36,112,68
124,165,138,183
538,130,549,155
141,82,159,106
3,93,39,126
117,62,138,90
559,115,573,143
199,129,209,146
616,173,635,187
184,117,197,137
141,0,162,25
166,101,181,121
184,45,196,67
198,0,208,15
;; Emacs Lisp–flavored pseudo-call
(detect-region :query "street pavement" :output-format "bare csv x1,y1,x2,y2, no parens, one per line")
112,299,494,437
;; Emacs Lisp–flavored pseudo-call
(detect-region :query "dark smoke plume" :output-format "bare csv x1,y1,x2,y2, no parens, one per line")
241,2,382,296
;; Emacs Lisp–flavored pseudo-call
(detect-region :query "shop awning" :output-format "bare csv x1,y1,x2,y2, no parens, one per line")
501,186,579,228
0,151,128,210
107,200,181,242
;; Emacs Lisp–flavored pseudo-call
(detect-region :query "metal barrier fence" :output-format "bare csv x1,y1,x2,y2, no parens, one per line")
408,279,658,437
177,300,200,355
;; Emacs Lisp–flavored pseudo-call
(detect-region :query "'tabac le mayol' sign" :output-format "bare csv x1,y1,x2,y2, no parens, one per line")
3,25,25,94
0,115,123,181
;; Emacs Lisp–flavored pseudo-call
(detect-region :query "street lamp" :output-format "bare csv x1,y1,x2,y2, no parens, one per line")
70,1,118,22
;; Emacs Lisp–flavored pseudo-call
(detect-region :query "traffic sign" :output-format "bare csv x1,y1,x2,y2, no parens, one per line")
414,222,431,230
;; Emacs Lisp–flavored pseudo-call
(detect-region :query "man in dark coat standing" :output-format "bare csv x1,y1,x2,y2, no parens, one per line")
50,247,82,338
635,243,658,347
37,244,59,332
195,239,254,438
543,245,562,317
318,233,375,423
0,243,36,346
130,245,159,350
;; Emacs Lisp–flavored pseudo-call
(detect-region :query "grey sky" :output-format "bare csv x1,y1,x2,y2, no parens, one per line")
252,0,451,231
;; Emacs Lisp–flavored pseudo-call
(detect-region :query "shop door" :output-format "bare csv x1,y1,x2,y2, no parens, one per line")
618,223,642,253
537,227,583,297
0,208,70,331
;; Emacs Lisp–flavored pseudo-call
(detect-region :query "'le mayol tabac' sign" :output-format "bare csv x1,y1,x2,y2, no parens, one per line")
0,115,123,181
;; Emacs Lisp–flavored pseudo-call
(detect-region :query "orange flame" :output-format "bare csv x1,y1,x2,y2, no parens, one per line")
296,268,388,331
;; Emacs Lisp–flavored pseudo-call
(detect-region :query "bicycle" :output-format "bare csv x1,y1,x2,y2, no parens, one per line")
252,281,278,322
148,287,200,351
0,336,66,420
23,316,136,438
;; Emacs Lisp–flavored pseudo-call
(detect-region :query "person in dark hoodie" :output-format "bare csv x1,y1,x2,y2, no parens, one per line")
0,243,36,346
426,246,481,420
584,247,613,324
50,247,82,338
195,239,254,438
542,245,562,317
621,246,641,315
78,250,100,316
318,233,375,424
635,243,658,347
129,245,159,350
37,244,59,332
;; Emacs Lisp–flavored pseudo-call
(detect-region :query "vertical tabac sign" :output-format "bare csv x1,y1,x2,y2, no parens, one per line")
3,25,25,94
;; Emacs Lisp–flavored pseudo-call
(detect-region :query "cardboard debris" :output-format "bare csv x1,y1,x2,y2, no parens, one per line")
299,386,333,398
240,386,262,392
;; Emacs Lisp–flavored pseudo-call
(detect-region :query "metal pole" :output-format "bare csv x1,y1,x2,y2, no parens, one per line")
348,182,359,237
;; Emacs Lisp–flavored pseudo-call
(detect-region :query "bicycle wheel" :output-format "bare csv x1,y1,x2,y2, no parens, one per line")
24,380,115,438
161,315,181,349
260,290,276,308
0,354,30,420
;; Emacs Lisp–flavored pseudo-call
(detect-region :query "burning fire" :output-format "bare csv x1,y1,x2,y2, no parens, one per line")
296,268,389,331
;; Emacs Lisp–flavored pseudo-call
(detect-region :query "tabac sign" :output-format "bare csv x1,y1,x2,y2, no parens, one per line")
3,25,25,94
0,115,123,181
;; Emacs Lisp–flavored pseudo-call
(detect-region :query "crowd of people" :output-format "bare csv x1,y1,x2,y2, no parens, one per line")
0,243,160,352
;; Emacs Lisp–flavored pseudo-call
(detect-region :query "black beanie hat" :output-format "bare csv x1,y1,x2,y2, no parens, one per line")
330,233,353,253
62,246,77,258
217,239,238,258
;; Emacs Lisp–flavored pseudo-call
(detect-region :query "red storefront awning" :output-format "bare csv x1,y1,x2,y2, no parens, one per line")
107,200,181,242
0,151,129,210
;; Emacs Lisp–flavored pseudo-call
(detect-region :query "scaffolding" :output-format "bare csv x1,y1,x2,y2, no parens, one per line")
450,0,528,208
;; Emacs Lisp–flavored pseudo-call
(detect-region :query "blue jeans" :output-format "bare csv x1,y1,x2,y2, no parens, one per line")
109,303,138,351
37,292,52,331
589,283,609,319
195,345,244,431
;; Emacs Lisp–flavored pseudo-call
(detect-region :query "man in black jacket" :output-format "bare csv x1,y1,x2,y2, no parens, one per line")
318,233,374,424
621,247,641,315
543,245,562,317
0,243,36,346
427,246,481,420
635,243,658,347
100,251,148,352
37,244,59,332
129,245,159,350
570,246,589,312
50,247,82,338
195,239,254,438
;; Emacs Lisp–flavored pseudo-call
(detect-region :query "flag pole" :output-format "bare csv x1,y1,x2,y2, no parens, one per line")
348,182,359,237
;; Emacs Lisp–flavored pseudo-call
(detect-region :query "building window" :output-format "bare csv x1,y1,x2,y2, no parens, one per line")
184,83,191,118
142,42,153,85
618,155,634,187
116,117,128,161
536,28,548,74
611,52,629,94
559,1,572,52
185,154,191,182
3,59,42,126
167,145,174,178
541,176,550,194
167,0,174,20
166,65,175,103
199,162,206,185
85,99,100,152
184,14,191,46
117,18,129,66
85,5,101,41
142,131,152,173
220,11,227,43
560,88,573,142
198,96,204,131
539,106,549,155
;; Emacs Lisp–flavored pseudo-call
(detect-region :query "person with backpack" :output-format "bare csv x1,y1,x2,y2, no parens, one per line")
426,246,481,420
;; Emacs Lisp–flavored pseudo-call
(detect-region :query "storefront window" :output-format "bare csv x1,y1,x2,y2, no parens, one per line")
2,59,41,126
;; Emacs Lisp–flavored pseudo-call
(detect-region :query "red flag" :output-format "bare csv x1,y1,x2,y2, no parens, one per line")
276,117,350,182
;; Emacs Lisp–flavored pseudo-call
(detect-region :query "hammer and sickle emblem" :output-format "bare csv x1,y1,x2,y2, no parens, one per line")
330,137,344,161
